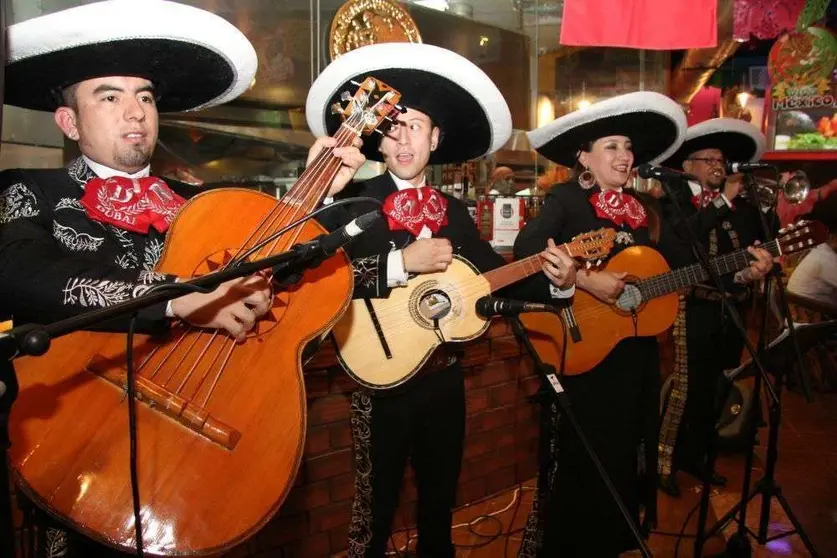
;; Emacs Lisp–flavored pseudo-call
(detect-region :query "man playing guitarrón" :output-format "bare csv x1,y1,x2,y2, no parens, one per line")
0,1,365,555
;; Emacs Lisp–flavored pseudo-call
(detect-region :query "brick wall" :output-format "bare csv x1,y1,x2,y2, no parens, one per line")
221,319,541,557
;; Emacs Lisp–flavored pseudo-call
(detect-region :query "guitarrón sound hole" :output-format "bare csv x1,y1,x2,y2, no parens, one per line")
417,289,452,322
615,283,643,312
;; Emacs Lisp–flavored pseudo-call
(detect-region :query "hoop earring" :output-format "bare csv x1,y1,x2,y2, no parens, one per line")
578,168,596,190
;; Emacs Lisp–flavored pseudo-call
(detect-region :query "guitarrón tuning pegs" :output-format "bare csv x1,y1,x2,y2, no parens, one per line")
394,103,406,113
340,91,352,102
330,102,344,115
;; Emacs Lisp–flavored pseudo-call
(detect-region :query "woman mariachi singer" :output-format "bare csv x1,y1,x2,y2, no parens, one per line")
513,92,693,558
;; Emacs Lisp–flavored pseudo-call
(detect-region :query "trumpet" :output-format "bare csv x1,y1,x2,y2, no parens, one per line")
738,170,811,208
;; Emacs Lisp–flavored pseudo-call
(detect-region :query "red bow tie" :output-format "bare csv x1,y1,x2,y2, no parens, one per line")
691,187,732,210
80,176,187,234
382,186,448,236
589,189,647,229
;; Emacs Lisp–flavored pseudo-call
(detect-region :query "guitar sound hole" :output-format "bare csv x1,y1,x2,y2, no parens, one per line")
615,283,643,313
417,289,452,322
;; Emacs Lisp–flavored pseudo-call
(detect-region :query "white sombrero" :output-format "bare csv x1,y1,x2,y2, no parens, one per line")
5,0,257,113
661,118,766,169
305,42,512,165
527,91,687,168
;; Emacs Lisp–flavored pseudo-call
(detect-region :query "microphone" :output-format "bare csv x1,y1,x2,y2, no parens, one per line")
316,210,381,255
274,210,380,279
475,296,555,319
726,161,773,174
637,163,696,182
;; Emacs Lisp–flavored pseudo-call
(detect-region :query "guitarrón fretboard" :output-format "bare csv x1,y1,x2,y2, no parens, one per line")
637,238,781,300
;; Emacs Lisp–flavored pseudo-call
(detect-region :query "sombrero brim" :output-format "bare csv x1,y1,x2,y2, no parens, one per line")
305,43,512,165
5,0,257,113
661,118,766,169
527,91,687,168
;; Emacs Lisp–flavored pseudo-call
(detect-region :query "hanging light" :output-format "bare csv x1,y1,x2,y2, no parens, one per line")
537,95,555,127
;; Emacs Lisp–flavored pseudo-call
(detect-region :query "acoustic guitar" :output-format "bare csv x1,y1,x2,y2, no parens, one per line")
332,228,615,389
9,78,402,555
521,220,828,376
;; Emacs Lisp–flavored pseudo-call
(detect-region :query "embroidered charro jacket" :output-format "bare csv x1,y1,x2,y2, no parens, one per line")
658,182,771,301
0,157,203,332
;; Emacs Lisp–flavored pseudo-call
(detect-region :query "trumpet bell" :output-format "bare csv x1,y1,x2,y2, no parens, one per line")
782,170,811,205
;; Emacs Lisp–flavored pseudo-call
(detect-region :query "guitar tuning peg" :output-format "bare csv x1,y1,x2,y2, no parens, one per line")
586,261,592,269
330,102,344,115
350,79,362,86
373,129,384,135
340,91,352,101
394,103,406,113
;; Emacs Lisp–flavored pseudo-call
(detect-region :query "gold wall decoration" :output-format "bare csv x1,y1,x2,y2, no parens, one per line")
329,0,422,60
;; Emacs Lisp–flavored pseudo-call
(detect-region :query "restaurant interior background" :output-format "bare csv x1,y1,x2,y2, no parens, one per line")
2,0,835,249
6,0,831,249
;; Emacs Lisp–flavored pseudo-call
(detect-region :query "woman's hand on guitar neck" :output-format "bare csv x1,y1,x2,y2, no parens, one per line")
541,238,577,289
576,269,627,305
403,238,453,273
170,274,273,342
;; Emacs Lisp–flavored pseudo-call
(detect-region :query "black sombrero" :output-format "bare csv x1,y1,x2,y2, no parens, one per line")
661,118,767,169
5,0,257,113
305,43,512,165
527,91,687,168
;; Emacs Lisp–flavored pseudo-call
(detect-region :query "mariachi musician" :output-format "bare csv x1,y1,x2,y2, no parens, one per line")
0,1,364,555
513,92,693,558
306,43,576,557
656,118,774,497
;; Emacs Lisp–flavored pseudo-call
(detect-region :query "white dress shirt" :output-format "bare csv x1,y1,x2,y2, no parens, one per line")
787,244,837,307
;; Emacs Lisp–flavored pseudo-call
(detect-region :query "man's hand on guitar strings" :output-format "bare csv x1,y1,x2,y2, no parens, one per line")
306,135,366,199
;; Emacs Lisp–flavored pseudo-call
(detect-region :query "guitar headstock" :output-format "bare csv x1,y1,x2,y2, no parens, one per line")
565,228,617,268
331,76,404,137
777,220,829,255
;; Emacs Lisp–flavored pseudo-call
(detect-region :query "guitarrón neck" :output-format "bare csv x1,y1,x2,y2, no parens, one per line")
637,238,780,300
483,253,546,292
282,123,358,216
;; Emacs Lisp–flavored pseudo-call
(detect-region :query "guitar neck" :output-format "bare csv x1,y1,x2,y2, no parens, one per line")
282,123,358,214
483,253,544,292
638,238,780,300
483,243,575,292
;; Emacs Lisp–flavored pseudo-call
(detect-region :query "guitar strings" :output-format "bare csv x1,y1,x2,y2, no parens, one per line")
135,115,364,404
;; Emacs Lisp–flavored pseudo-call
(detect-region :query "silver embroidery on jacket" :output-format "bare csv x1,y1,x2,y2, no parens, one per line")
115,252,138,269
347,391,374,557
0,182,40,224
53,221,105,252
67,157,95,186
63,278,134,307
143,238,164,270
55,197,85,212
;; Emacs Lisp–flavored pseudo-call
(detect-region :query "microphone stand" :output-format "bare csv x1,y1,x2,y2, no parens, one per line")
699,171,818,557
0,238,344,556
653,177,773,558
506,314,652,557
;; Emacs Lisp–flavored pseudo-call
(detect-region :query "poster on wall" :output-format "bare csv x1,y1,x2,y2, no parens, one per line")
766,26,837,151
490,197,526,248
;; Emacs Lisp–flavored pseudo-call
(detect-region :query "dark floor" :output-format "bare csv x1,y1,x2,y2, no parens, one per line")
382,386,837,557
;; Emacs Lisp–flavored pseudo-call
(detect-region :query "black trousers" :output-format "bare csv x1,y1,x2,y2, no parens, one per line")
349,362,465,558
675,300,745,470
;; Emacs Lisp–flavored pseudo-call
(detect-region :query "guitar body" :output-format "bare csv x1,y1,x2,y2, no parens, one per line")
9,188,353,555
521,246,679,376
332,256,491,389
